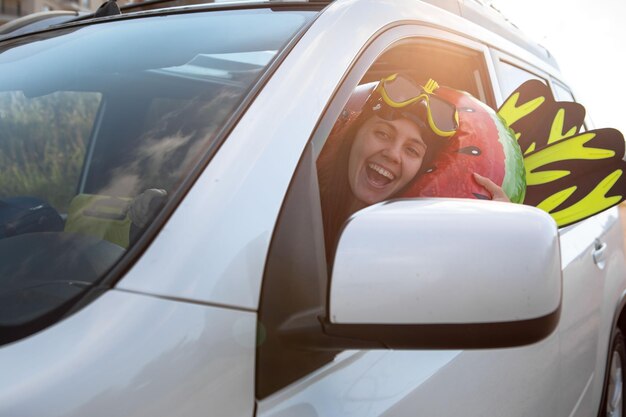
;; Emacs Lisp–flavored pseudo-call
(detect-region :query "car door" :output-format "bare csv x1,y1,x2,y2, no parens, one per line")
558,211,617,416
255,13,561,416
549,78,626,413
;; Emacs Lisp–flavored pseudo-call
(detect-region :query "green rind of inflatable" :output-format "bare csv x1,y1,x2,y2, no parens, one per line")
494,112,526,203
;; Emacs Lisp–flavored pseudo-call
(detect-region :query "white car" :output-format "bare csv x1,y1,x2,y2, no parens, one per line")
0,1,624,416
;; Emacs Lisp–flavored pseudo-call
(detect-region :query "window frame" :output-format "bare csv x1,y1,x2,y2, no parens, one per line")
549,78,591,131
490,49,552,105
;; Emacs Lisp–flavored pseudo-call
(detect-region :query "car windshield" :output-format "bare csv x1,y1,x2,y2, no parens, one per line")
0,7,316,345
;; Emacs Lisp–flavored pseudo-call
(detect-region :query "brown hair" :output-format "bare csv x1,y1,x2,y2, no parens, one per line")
317,117,362,263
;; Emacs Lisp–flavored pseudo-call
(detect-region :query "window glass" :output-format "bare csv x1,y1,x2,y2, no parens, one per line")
553,81,575,102
498,59,547,99
551,81,586,132
0,7,316,345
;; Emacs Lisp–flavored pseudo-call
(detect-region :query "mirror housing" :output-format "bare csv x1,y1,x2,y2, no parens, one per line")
325,198,561,349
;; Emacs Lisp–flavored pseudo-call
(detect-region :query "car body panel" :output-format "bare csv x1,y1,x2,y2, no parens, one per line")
258,337,560,417
560,208,626,415
0,290,256,417
557,217,605,417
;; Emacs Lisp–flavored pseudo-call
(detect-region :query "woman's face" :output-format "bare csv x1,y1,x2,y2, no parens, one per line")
348,115,426,206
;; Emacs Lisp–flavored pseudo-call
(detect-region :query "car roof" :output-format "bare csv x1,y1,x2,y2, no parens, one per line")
0,0,557,68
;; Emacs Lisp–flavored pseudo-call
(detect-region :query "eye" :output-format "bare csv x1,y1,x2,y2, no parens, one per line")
405,146,423,158
375,130,392,141
458,146,481,156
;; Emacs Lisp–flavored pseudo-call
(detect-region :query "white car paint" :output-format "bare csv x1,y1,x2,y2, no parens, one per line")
0,290,256,417
330,199,561,324
0,1,624,416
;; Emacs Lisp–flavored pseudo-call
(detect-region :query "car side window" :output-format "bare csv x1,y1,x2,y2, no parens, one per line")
551,80,587,132
257,35,494,398
552,81,575,102
497,59,548,99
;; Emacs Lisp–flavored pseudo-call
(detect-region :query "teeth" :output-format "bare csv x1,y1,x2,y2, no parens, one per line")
369,163,395,180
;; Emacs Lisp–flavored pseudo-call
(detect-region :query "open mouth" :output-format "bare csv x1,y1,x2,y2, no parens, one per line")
366,162,395,187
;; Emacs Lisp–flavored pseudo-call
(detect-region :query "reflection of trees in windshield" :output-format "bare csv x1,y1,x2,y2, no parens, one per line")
0,91,101,212
94,89,242,199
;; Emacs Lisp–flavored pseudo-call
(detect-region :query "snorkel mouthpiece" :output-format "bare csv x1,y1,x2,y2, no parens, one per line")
423,79,439,94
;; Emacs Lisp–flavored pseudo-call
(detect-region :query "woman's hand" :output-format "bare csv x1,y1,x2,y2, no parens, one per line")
473,173,510,202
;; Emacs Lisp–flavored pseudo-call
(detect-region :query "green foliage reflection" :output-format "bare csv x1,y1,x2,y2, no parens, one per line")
0,91,101,212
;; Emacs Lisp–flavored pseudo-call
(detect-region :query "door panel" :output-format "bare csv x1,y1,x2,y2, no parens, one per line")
558,209,623,416
258,341,560,417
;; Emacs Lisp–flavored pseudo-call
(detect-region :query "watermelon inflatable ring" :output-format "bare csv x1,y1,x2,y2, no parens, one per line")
400,86,526,203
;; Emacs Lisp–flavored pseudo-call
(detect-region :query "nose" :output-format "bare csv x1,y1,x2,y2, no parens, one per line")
382,143,402,164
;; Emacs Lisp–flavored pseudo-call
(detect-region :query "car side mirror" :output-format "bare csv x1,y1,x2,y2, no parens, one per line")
322,198,561,349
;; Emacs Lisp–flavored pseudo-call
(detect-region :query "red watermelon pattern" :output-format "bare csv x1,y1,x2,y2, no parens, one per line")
401,87,526,203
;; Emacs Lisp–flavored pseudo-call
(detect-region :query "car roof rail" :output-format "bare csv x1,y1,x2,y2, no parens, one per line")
116,0,330,13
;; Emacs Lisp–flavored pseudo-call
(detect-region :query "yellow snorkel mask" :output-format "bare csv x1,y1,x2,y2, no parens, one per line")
371,73,459,138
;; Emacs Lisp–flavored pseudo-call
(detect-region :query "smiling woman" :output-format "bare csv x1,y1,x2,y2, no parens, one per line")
316,80,433,261
347,116,427,207
317,75,450,261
